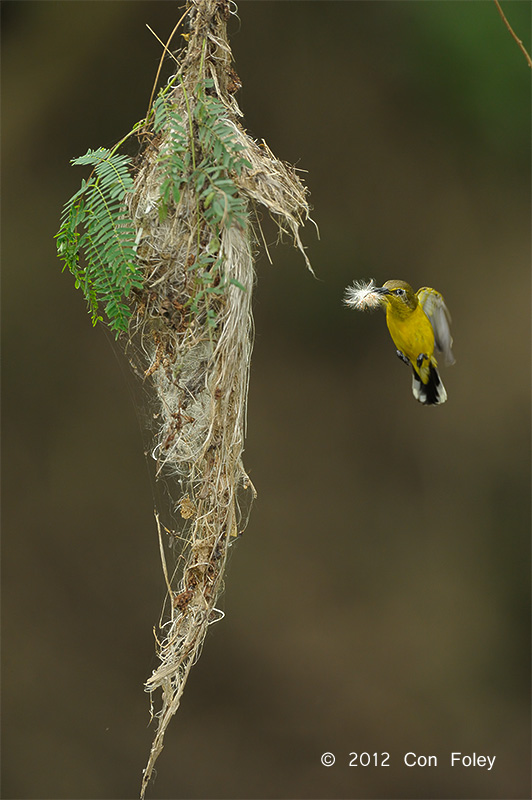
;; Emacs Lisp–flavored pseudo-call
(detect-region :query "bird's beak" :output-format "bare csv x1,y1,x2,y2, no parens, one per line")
373,286,390,296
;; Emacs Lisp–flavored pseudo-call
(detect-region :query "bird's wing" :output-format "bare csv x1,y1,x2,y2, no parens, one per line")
417,287,455,366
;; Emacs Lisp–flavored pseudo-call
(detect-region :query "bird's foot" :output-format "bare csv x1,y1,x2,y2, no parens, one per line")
396,349,410,365
416,352,428,369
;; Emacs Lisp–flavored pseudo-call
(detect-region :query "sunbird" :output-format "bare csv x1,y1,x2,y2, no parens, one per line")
344,279,455,405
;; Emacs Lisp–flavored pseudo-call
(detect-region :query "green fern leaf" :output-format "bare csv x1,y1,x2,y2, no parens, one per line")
56,148,141,336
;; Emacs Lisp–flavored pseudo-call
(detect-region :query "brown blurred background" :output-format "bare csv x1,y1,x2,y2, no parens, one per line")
2,2,530,798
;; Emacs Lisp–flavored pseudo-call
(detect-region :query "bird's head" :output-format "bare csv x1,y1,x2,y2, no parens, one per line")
374,280,418,312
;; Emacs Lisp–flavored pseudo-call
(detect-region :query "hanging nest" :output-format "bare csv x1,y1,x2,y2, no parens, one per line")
123,1,313,794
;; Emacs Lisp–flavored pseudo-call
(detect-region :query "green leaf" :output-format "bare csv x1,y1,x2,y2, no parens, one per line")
56,149,141,336
229,278,246,292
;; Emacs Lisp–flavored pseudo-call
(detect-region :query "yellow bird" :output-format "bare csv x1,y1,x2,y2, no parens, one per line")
344,279,455,405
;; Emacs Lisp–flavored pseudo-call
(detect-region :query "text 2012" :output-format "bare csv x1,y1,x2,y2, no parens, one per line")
349,753,390,766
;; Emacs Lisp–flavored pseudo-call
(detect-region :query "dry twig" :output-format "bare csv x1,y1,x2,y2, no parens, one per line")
494,0,532,68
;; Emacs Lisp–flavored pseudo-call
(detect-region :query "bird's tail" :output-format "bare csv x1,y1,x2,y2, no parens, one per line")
412,362,447,405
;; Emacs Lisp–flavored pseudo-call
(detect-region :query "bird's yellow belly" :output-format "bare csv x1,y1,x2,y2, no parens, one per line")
386,306,434,365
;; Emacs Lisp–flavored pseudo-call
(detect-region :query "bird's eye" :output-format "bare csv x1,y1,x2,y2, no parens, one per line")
395,289,405,296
